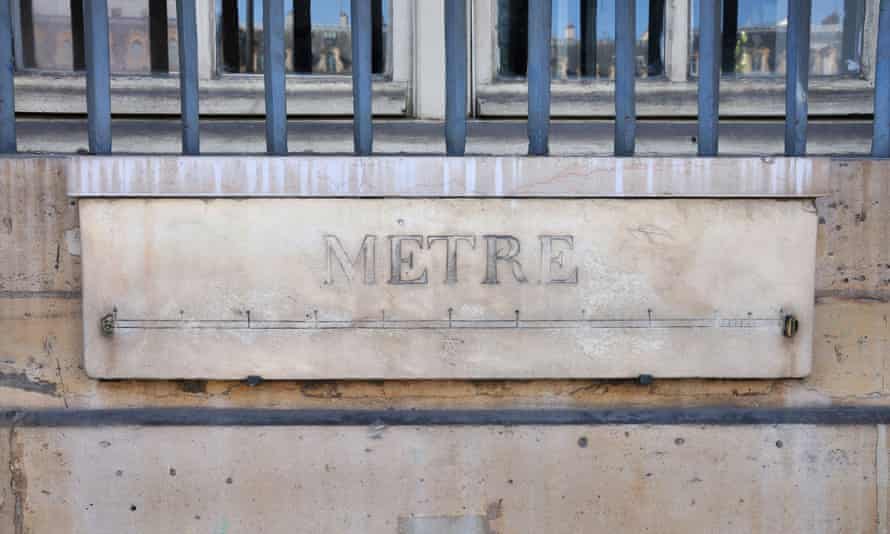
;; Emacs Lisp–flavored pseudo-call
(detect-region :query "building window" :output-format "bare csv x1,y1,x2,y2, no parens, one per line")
496,0,666,80
217,0,391,76
16,0,179,73
689,0,866,77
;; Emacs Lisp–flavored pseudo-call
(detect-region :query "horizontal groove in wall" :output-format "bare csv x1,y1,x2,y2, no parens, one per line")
3,407,890,427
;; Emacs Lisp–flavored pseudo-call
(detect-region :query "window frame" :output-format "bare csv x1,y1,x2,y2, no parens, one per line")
10,0,414,116
473,0,881,117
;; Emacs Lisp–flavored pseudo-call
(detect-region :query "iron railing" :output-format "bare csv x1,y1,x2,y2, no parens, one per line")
0,0,889,157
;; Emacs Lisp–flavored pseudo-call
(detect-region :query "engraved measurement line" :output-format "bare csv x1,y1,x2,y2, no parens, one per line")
111,316,782,331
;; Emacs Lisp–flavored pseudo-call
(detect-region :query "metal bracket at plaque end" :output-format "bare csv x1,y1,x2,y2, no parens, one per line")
783,315,799,338
638,374,654,386
100,313,115,336
245,375,264,387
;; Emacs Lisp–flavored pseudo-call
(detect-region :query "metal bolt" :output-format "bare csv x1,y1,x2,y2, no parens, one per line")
638,374,654,386
100,314,115,336
245,375,264,387
783,315,799,338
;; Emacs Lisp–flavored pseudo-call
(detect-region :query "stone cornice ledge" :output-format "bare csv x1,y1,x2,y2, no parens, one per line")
62,155,831,198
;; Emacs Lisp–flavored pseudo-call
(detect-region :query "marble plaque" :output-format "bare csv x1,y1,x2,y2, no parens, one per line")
79,196,816,379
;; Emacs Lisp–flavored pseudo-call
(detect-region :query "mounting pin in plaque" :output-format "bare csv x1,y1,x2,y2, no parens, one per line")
783,315,799,338
100,313,115,336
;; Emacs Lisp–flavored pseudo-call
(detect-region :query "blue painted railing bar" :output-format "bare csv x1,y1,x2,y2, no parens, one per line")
263,0,288,154
785,0,811,156
83,0,113,154
527,0,551,156
0,0,16,153
873,0,890,156
697,0,721,156
176,0,200,154
614,0,635,156
351,0,373,155
444,0,467,156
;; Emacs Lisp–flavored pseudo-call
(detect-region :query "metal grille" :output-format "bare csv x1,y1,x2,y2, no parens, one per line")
0,0,889,156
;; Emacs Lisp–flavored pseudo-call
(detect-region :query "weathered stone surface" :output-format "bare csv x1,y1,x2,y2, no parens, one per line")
0,156,888,405
79,198,815,379
816,159,890,297
15,425,879,533
0,427,14,534
1,296,888,409
0,158,79,294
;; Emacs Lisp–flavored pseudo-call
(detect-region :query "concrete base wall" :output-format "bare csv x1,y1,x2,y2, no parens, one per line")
2,157,890,531
2,425,882,533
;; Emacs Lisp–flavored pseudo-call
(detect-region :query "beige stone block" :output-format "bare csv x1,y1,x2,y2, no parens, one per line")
816,159,890,296
802,298,890,402
0,158,80,293
79,198,816,379
0,427,15,534
16,425,878,533
0,298,76,408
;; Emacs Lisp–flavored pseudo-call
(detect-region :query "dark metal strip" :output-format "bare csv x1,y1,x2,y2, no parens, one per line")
527,0,551,155
697,0,721,156
4,407,890,427
292,0,311,73
263,0,288,154
785,0,811,156
19,0,35,68
245,0,255,72
70,0,86,71
149,0,170,73
721,0,738,73
221,0,240,72
445,0,467,156
614,0,635,156
0,0,16,153
83,0,112,154
176,0,200,154
580,0,596,77
872,0,890,156
351,0,374,155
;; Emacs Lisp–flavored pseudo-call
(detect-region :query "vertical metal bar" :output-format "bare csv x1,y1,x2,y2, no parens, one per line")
351,0,373,155
697,0,721,156
580,0,596,77
149,0,170,72
614,0,635,156
872,0,890,156
527,0,550,155
177,0,200,154
71,0,86,71
785,0,811,156
83,0,112,153
445,0,467,156
264,0,288,154
0,0,16,152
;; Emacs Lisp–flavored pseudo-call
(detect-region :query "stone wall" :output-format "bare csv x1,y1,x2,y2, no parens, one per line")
1,156,889,532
